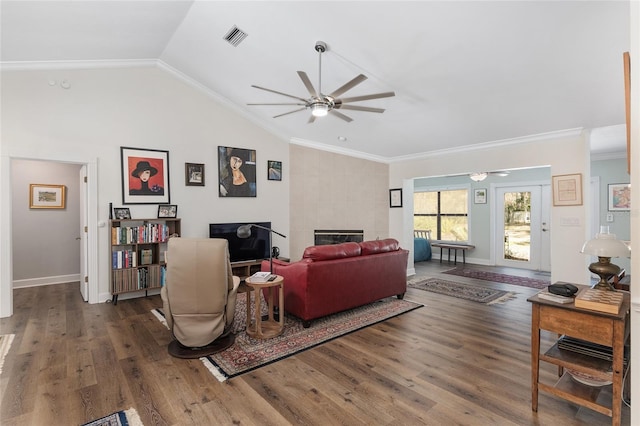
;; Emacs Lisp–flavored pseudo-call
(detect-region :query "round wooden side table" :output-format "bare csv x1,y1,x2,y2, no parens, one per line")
244,275,284,339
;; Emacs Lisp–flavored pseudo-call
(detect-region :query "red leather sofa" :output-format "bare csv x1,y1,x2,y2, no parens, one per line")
261,238,409,327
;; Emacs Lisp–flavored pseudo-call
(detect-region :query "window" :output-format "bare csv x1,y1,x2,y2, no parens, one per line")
414,189,469,241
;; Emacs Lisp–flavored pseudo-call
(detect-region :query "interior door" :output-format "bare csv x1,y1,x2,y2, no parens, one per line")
79,165,88,301
495,185,550,271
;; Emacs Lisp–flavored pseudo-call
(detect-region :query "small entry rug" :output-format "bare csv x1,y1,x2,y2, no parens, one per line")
408,277,516,304
443,267,549,289
153,297,422,381
81,407,142,426
0,334,14,375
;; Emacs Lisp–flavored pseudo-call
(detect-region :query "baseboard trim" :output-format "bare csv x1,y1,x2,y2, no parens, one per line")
13,274,80,289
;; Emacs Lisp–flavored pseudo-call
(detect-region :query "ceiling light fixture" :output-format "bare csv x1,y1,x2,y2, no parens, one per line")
311,102,329,117
470,172,488,182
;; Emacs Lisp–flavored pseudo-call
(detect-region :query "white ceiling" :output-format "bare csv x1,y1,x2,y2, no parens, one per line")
0,1,630,160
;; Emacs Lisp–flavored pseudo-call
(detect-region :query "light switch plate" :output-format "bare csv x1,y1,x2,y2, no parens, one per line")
606,213,614,222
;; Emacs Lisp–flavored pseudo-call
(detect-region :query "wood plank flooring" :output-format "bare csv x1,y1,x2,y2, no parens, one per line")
0,262,630,425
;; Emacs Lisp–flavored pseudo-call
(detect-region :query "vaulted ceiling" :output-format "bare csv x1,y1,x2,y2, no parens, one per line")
0,1,630,160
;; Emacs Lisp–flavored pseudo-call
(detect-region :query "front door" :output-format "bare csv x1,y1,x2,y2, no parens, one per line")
495,185,550,271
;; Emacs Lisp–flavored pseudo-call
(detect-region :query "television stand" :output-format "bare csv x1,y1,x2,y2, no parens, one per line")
231,260,264,280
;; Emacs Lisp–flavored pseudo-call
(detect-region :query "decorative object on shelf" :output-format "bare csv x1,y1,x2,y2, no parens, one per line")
574,287,624,314
113,207,131,219
389,188,402,208
607,183,630,211
237,223,286,273
218,146,256,197
120,146,170,204
267,160,282,181
185,162,205,186
157,204,177,218
580,226,630,290
551,173,582,206
474,188,487,204
29,184,66,209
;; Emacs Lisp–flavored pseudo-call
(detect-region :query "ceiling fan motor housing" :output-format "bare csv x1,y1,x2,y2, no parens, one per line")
315,41,327,53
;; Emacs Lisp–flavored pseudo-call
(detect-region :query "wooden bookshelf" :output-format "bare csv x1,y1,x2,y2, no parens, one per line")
109,217,181,304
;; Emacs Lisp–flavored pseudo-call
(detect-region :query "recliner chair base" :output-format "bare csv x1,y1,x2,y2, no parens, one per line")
167,333,235,359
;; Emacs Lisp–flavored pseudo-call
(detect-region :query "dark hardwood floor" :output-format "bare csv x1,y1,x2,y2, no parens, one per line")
0,261,630,425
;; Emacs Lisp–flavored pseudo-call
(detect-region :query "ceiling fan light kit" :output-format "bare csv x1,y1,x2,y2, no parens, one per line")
248,41,395,123
470,172,488,182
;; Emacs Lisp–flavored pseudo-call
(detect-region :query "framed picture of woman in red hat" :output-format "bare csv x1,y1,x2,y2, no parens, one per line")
121,146,170,204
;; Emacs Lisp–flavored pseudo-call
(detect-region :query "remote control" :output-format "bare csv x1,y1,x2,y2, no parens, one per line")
267,275,277,281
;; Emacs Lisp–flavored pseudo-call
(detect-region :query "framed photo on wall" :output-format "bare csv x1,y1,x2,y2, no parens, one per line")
218,146,257,197
389,188,403,208
29,184,66,209
552,173,582,206
268,160,282,181
474,188,487,204
185,163,205,186
121,147,170,204
608,183,630,211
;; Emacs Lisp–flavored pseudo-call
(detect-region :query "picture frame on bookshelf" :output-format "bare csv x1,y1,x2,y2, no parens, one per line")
114,207,131,219
185,162,205,186
267,160,282,181
158,204,178,218
608,183,630,211
121,146,170,205
29,184,66,209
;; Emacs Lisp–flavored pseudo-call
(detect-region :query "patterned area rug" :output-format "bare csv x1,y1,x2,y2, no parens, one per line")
407,277,517,304
153,296,422,381
81,408,142,426
443,267,549,289
0,334,14,375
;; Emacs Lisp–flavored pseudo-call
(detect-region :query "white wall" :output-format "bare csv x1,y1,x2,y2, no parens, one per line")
1,66,290,311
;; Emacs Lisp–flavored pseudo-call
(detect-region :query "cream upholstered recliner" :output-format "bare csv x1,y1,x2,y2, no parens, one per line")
161,238,240,358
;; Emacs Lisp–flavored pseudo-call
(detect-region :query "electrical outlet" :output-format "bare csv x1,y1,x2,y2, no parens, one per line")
606,213,614,222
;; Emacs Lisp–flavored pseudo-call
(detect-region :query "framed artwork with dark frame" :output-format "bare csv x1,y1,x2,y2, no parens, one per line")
29,184,66,209
157,204,178,218
552,173,582,206
608,183,630,211
185,163,205,186
474,188,487,204
268,160,282,181
389,188,403,208
113,207,131,219
120,147,170,204
218,146,257,197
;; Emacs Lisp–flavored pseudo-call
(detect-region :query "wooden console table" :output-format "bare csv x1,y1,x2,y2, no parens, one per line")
528,285,630,426
431,243,475,264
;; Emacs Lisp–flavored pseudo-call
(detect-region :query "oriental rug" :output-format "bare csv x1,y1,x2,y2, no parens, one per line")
81,407,142,426
407,277,517,304
443,267,549,289
153,296,422,382
0,334,14,375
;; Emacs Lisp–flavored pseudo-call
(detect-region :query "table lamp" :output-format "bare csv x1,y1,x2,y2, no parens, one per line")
580,226,630,291
236,224,286,273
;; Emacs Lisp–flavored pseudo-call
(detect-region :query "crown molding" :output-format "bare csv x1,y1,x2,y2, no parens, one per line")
289,138,390,163
0,59,157,71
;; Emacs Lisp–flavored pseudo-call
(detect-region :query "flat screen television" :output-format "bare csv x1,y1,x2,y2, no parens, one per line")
209,222,271,263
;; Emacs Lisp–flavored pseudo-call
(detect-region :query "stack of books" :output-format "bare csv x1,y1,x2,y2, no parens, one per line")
536,289,574,304
249,271,276,283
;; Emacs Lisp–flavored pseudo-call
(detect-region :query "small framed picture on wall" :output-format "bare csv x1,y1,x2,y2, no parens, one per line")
389,188,403,208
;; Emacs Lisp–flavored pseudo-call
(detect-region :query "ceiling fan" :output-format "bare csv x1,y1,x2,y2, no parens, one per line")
247,41,395,123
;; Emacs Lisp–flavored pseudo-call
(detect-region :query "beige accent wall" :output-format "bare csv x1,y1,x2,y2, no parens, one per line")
289,144,389,260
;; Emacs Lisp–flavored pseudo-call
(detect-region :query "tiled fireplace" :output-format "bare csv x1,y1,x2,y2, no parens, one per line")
314,229,364,246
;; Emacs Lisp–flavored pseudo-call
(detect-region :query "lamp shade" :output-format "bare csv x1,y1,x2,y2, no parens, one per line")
580,230,630,258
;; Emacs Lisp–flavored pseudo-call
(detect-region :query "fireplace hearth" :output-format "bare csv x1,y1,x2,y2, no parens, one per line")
314,229,364,246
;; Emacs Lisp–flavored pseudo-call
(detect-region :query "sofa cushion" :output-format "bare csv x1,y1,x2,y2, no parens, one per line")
302,242,362,261
359,238,399,255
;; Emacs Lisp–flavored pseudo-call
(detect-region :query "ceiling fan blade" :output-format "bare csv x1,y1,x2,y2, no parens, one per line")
329,109,353,123
327,74,368,99
340,91,396,103
251,85,308,102
307,115,317,124
272,108,307,118
336,104,385,113
297,71,318,98
247,103,306,106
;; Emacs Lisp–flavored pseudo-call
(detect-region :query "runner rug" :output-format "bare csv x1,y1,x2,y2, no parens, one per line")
443,267,549,289
0,334,14,375
81,407,142,426
152,296,422,382
407,277,517,304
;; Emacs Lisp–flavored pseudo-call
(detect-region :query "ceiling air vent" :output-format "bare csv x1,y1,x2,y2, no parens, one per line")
223,26,248,47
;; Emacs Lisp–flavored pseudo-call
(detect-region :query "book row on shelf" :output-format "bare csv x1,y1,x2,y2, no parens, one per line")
112,248,156,269
111,222,173,245
111,264,166,293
